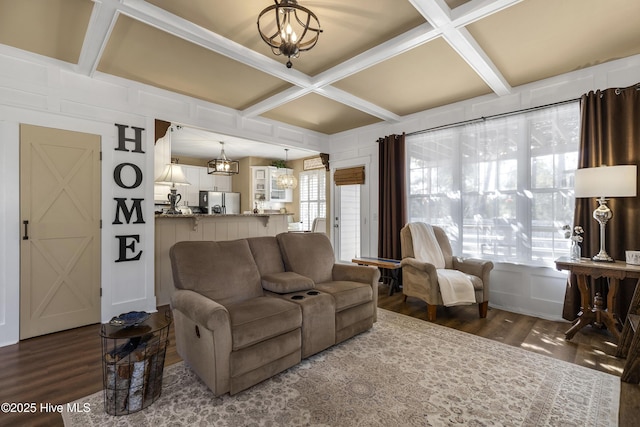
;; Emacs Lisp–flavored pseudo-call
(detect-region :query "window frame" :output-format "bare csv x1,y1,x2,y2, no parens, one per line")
406,101,580,266
298,169,326,231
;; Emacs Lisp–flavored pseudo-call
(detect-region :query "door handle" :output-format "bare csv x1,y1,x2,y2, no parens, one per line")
23,220,29,240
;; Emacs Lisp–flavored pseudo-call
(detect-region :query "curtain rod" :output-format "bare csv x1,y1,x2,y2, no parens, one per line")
406,97,579,137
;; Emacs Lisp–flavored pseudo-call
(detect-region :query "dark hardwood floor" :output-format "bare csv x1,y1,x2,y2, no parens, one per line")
0,287,638,426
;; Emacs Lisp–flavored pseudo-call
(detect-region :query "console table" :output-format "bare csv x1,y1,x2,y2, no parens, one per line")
555,257,640,341
352,257,402,296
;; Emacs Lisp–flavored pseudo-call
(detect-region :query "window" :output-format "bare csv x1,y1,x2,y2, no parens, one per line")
299,170,326,231
407,102,580,265
337,184,361,261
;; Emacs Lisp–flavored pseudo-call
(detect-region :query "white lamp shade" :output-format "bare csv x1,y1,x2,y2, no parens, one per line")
155,164,191,186
574,165,637,198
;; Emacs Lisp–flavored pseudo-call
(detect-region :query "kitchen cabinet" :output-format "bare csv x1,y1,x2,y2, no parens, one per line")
212,173,231,192
153,135,172,203
152,136,231,205
251,166,293,207
181,166,201,207
176,165,232,207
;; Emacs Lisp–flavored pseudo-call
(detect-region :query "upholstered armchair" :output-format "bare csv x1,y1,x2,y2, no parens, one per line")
400,223,493,321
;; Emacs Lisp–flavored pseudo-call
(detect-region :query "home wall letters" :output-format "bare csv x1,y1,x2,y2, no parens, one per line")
113,123,146,262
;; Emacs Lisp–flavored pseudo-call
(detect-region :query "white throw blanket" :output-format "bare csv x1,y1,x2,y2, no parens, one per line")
408,223,476,306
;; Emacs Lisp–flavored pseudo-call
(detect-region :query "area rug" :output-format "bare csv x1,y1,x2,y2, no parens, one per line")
63,309,619,426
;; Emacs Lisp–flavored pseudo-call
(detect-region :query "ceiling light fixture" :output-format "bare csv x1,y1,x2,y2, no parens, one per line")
277,149,298,189
257,0,322,69
207,141,239,175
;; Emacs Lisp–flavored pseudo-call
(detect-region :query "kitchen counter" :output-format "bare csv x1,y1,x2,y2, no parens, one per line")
155,213,286,218
155,213,289,230
154,213,290,306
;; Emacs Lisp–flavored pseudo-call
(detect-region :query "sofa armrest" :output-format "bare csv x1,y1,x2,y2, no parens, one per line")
332,263,380,285
332,263,380,322
170,289,230,331
400,257,437,276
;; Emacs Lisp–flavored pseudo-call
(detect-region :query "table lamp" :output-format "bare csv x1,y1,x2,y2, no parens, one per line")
155,163,190,214
574,165,637,262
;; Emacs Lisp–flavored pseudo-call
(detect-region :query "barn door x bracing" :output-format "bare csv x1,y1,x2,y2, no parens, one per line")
20,124,101,339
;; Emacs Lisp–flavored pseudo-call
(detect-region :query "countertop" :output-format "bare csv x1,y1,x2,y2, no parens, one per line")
155,213,290,218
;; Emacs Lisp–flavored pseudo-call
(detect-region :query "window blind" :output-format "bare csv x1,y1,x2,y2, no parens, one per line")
334,166,365,186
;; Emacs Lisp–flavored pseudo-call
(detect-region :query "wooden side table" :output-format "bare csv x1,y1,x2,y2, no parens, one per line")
554,257,640,342
352,256,402,296
100,311,171,415
615,280,640,382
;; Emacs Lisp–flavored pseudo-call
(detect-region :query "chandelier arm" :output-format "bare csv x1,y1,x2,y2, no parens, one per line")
294,11,311,45
257,4,281,47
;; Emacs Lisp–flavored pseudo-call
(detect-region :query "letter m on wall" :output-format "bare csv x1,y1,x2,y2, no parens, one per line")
113,198,145,224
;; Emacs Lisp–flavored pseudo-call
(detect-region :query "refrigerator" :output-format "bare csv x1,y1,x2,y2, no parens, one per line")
199,191,241,214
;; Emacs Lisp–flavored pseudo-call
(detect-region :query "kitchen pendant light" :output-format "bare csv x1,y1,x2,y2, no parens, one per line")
276,148,297,189
207,141,239,175
257,0,322,69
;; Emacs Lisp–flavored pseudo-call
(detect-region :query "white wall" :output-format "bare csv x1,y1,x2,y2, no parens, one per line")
1,45,639,347
0,47,330,347
329,53,640,320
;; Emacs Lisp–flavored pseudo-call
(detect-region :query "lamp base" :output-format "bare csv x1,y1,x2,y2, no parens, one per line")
591,197,614,262
165,188,182,215
591,252,614,262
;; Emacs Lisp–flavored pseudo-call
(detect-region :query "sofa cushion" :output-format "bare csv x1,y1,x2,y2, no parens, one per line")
277,232,335,284
314,280,372,312
247,236,286,275
170,240,263,306
261,271,315,294
226,296,302,350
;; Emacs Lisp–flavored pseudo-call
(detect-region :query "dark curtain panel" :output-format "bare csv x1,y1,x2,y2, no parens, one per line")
563,83,640,322
378,133,407,264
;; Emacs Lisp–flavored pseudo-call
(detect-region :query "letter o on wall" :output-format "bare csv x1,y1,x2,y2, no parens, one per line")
113,162,143,189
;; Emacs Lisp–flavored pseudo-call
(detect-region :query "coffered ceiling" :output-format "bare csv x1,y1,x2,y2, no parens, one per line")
1,0,639,135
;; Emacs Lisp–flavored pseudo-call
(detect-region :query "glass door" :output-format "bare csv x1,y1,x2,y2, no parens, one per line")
334,184,361,262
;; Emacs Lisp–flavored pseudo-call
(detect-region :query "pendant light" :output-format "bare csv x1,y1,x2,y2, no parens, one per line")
257,0,322,69
276,148,297,189
207,141,239,175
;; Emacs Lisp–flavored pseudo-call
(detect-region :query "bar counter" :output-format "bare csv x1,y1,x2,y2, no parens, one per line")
155,213,290,305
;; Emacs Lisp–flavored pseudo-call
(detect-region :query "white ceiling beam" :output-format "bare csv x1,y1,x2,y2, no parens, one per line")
76,0,119,76
242,83,401,123
409,0,511,96
311,23,441,88
85,0,519,127
452,0,524,26
441,27,511,96
119,0,313,88
315,86,402,122
241,86,315,118
407,0,453,28
243,23,439,119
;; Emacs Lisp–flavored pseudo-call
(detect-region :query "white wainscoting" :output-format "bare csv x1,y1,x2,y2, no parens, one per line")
489,263,569,321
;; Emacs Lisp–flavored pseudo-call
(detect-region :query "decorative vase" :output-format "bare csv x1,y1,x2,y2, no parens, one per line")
570,241,581,260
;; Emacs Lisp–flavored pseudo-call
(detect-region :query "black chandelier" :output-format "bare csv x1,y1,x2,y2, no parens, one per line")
257,0,322,69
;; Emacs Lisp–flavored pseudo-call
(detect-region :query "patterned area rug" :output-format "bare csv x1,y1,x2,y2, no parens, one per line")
63,309,619,426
